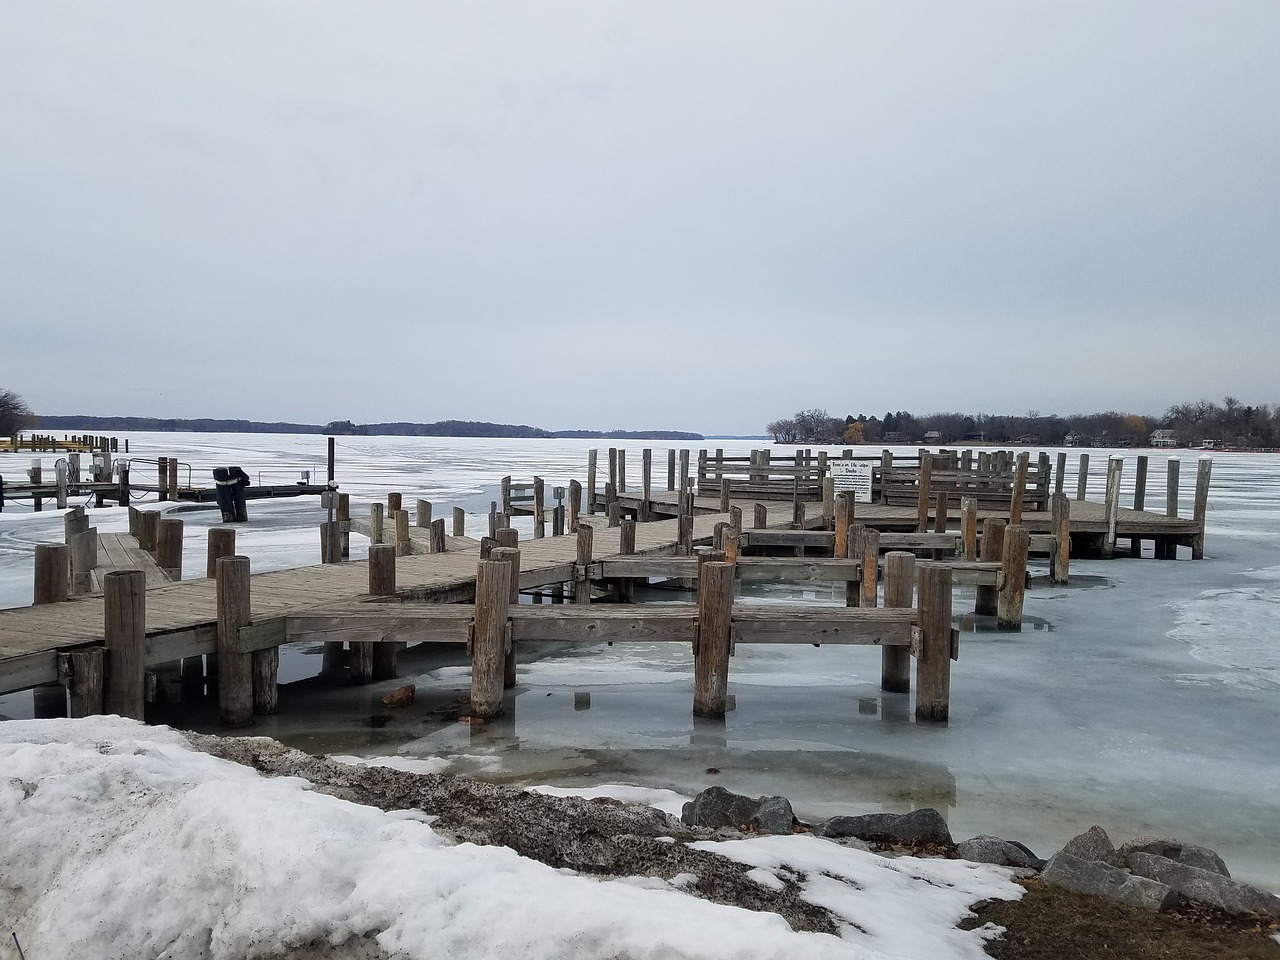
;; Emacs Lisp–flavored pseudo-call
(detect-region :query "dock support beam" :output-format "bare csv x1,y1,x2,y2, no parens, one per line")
1191,457,1212,560
216,556,253,726
882,551,914,693
574,524,593,604
1050,493,1071,584
693,561,734,717
471,559,512,718
104,569,146,720
975,518,1005,616
369,543,399,681
915,563,952,721
33,543,70,605
998,524,1030,630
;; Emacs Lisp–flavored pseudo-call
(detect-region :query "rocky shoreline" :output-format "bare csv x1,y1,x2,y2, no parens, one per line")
190,732,1279,948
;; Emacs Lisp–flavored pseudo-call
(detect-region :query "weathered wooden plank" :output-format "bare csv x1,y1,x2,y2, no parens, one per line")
732,608,915,646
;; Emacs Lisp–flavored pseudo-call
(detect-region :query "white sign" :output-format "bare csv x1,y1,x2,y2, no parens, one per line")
830,459,874,502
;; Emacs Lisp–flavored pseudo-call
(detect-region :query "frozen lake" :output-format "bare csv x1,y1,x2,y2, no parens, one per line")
2,433,1277,890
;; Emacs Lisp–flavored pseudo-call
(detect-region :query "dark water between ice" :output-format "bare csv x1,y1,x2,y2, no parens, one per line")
2,435,1278,889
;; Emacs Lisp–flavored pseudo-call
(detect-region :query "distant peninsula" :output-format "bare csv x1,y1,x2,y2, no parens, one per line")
35,415,703,442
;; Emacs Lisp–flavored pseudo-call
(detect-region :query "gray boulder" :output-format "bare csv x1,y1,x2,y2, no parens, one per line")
680,786,795,835
1118,837,1231,877
812,808,951,845
957,835,1045,870
1126,852,1280,916
1041,851,1180,912
1059,825,1122,866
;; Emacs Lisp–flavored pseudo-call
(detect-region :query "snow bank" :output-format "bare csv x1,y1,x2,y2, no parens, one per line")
2,718,1019,959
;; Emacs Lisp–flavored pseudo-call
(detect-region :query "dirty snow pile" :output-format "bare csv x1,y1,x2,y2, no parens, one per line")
1,718,1022,960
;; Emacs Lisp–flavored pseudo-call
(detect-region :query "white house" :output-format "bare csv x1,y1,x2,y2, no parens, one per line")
1150,429,1178,448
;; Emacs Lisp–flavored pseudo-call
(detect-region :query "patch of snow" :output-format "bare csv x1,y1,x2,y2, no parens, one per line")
526,782,691,818
329,754,452,775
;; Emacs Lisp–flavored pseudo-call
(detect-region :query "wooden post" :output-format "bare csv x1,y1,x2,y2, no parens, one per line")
1010,451,1029,524
1054,452,1067,495
915,564,953,721
792,499,806,531
724,527,739,564
55,460,68,509
567,480,582,532
117,460,130,507
1076,453,1089,501
1191,456,1212,560
678,449,690,505
915,452,932,532
678,514,694,555
471,559,512,718
882,551,914,693
492,546,522,687
617,448,626,494
103,569,146,720
395,509,411,556
693,561,734,717
369,544,399,681
1131,455,1148,557
33,543,70,605
585,453,597,514
975,518,1005,615
66,647,105,717
252,641,279,715
834,492,853,559
666,448,676,492
416,498,432,528
857,527,880,607
933,489,949,534
207,527,236,577
533,477,545,539
158,456,169,501
502,475,513,517
69,528,96,596
430,518,447,553
1166,457,1181,518
1050,493,1070,583
574,523,593,604
618,519,636,603
387,492,402,516
452,506,465,538
753,503,768,529
336,492,350,559
998,524,1030,630
641,448,652,520
168,457,180,501
212,556,252,726
821,477,834,529
1102,456,1123,558
369,502,384,545
138,510,158,553
156,517,184,581
720,478,732,514
608,501,621,528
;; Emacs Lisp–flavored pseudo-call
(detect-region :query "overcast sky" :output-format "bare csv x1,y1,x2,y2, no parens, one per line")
2,3,1277,434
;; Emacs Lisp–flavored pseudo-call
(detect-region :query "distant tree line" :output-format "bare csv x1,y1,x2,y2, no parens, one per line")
766,398,1280,448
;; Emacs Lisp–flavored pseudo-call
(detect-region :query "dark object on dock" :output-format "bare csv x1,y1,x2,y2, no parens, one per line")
213,466,251,522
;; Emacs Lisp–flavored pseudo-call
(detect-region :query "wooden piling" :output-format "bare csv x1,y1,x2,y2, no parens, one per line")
1102,456,1123,558
667,448,676,492
574,524,593,604
430,518,446,553
1076,453,1089,501
138,510,159,553
395,510,411,556
369,544,399,681
492,546,521,687
33,543,70,605
568,480,582,532
720,478,732,514
158,457,169,501
933,490,949,534
1191,457,1212,560
617,448,626,494
678,449,690,503
533,477,545,538
1050,493,1070,583
207,527,236,578
857,527,880,608
69,528,96,596
960,497,978,562
156,517,184,581
167,457,180,501
387,492,402,516
753,503,768,529
678,514,694,555
496,526,519,549
1132,455,1148,556
338,493,351,558
449,506,464,539
975,518,1006,615
215,556,253,726
502,475,513,517
252,644,279,715
103,569,146,720
1010,451,1029,524
416,498,431,528
471,559,512,718
915,452,932,533
998,524,1030,630
882,551,914,693
915,564,953,721
724,527,739,564
585,453,597,514
835,491,853,559
65,647,105,718
618,519,636,603
693,561,734,717
1054,452,1067,495
641,448,652,519
369,502,384,545
608,501,621,528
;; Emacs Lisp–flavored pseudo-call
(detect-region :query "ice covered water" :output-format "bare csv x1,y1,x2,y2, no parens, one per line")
1,435,1277,889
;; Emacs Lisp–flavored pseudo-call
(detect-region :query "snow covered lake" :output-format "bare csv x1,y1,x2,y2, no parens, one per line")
2,433,1278,892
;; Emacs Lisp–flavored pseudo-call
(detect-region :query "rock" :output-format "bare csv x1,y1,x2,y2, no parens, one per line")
1118,837,1231,878
1126,853,1279,916
681,786,793,834
812,808,951,845
381,684,416,708
1041,851,1180,912
1059,825,1121,866
893,808,952,844
751,796,796,836
957,835,1045,869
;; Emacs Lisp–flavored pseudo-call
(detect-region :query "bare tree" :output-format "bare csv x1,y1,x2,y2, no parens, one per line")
0,388,34,436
